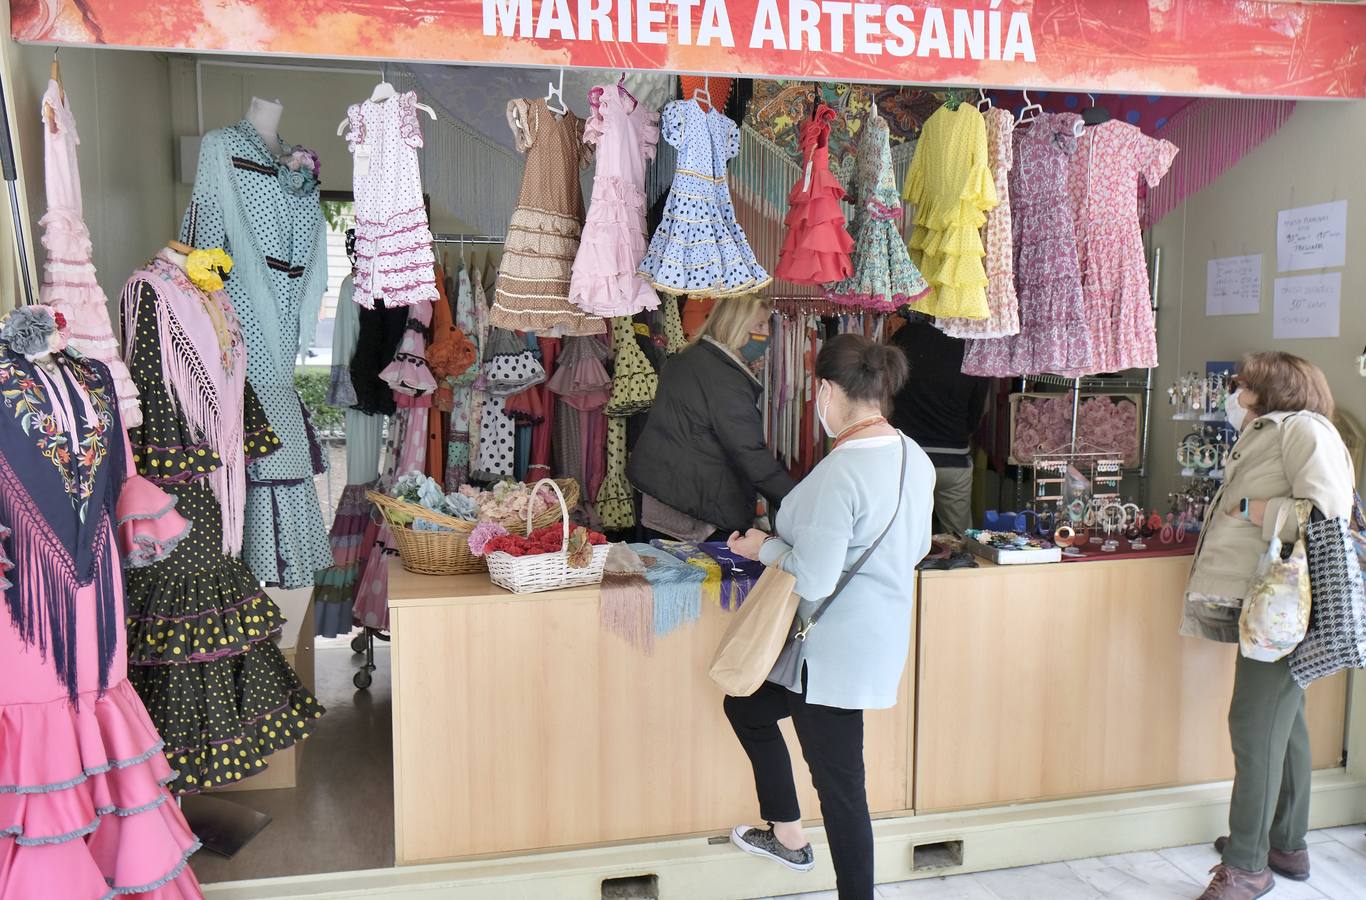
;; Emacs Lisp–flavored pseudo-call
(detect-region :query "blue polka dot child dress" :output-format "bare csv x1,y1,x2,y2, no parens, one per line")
638,100,771,297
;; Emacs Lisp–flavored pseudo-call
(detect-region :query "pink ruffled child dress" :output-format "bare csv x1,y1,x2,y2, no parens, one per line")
569,85,661,317
38,78,141,428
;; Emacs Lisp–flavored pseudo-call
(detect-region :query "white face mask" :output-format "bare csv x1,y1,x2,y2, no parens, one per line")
817,381,836,438
1225,389,1248,432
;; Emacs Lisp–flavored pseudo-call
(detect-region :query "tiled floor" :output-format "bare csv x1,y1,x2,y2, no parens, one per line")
764,827,1366,900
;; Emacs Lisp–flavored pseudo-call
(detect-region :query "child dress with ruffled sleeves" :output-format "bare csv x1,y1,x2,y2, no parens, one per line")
569,85,660,317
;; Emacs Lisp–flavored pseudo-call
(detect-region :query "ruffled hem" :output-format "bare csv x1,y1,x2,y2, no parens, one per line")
244,424,283,461
128,640,324,795
489,296,607,336
132,439,222,485
125,575,283,665
936,276,1021,338
116,476,193,569
0,680,198,865
242,481,335,590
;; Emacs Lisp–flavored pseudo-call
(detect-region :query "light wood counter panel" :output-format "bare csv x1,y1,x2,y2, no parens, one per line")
389,568,913,865
915,555,1347,812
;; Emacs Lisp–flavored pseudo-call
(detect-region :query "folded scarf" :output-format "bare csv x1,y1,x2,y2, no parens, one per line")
698,541,766,609
600,543,653,653
651,539,722,608
631,543,705,637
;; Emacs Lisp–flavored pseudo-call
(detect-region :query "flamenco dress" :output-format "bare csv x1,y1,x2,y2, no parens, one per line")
0,315,201,898
774,103,854,287
121,254,324,794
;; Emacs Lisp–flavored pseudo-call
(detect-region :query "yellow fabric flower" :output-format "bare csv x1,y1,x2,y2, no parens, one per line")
187,248,233,293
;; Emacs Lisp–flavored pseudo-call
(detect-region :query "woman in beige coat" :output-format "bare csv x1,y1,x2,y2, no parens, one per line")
1184,352,1356,900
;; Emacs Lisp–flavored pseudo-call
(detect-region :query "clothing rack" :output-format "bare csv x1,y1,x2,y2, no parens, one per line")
431,233,506,245
349,626,389,690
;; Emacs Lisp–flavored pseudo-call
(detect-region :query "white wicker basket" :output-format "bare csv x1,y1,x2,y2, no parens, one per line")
485,479,609,594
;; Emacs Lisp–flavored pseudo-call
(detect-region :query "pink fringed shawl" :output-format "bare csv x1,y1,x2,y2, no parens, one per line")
121,252,248,555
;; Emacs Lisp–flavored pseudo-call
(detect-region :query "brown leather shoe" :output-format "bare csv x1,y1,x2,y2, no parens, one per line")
1214,835,1311,881
1198,864,1274,899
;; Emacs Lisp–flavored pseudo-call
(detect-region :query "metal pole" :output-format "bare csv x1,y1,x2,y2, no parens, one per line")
0,76,35,306
1139,247,1162,484
1069,377,1082,454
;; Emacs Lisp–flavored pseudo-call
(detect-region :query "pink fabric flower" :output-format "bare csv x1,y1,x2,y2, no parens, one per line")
468,522,509,557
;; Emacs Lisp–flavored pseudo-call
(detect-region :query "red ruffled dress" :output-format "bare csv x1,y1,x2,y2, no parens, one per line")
774,103,854,287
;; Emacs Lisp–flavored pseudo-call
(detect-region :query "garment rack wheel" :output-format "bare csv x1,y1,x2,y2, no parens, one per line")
352,626,390,691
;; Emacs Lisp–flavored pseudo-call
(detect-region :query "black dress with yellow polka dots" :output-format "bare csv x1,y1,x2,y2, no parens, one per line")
123,278,325,795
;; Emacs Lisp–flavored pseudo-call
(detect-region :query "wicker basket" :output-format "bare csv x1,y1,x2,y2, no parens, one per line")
367,491,486,576
485,479,608,594
496,478,582,534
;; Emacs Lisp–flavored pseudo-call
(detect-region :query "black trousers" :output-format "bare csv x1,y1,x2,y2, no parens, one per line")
724,681,873,900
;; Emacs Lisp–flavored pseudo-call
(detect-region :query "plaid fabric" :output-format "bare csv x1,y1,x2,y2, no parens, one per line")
1289,512,1366,688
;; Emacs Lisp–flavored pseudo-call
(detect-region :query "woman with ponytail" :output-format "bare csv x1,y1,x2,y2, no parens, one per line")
723,333,935,900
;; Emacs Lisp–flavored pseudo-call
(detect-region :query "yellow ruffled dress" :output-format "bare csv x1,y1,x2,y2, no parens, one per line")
902,104,998,319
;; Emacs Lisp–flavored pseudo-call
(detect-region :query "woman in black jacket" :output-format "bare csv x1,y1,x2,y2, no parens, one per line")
628,297,795,540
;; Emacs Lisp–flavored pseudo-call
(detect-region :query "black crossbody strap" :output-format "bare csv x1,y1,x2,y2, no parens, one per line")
797,438,908,639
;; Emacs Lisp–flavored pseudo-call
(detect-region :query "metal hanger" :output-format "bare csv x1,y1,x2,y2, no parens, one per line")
337,65,435,135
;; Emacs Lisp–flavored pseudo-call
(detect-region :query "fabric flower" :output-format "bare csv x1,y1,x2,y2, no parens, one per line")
566,527,593,569
468,522,509,556
283,146,321,179
0,305,61,358
186,248,233,293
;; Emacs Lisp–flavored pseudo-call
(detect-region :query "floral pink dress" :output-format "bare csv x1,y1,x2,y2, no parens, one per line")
962,113,1093,377
1066,121,1178,374
38,79,141,428
938,107,1019,339
569,85,660,317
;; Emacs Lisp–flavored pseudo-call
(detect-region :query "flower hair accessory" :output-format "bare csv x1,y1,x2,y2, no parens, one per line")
0,304,68,360
187,248,233,293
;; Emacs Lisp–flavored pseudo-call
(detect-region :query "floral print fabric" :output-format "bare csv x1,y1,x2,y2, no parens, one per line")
962,113,1093,377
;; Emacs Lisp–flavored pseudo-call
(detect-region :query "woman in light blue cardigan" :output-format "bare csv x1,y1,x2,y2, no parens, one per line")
724,334,935,900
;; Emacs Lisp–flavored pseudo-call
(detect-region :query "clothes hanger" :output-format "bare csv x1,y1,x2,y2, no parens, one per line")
337,67,436,134
545,69,568,116
1082,91,1112,126
977,87,992,111
1017,89,1042,124
692,76,712,110
616,70,638,111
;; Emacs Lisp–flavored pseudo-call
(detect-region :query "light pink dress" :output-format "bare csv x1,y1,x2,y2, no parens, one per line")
568,85,660,317
38,80,141,428
1066,121,1178,374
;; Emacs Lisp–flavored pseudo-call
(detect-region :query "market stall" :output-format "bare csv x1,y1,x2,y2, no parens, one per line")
387,554,1348,864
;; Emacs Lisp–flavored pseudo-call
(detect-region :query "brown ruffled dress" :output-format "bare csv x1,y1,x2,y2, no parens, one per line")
491,98,605,337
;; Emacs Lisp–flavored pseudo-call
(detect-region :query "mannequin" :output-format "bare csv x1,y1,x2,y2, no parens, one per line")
246,96,284,156
164,238,192,269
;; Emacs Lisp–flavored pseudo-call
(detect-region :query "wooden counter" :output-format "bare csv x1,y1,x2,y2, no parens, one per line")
388,555,1349,866
915,554,1347,812
388,568,913,865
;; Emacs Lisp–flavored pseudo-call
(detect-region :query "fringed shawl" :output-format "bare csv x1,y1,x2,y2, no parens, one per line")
0,339,122,704
122,253,248,555
630,543,704,638
650,539,723,608
599,543,653,653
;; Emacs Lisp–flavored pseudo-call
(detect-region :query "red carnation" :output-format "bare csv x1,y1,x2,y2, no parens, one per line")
52,311,66,330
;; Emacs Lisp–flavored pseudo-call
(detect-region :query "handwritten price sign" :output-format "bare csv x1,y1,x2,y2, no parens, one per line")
1273,273,1341,340
1277,200,1347,272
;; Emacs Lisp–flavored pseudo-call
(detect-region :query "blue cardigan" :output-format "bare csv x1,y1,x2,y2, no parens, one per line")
759,434,935,709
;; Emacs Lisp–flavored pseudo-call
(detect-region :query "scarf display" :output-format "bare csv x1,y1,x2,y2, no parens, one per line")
631,543,705,638
698,542,766,610
121,252,249,555
650,540,724,609
599,542,654,652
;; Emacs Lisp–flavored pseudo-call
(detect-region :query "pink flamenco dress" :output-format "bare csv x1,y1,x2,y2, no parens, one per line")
0,307,202,899
38,78,141,428
569,84,661,318
774,103,854,287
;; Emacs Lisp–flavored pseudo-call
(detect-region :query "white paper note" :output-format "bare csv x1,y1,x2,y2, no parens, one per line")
1205,254,1262,316
1276,200,1347,272
1273,273,1341,339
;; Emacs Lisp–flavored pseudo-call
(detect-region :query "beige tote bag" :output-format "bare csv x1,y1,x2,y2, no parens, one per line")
707,560,800,697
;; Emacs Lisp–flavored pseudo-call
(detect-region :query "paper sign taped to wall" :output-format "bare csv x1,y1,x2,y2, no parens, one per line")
1273,273,1341,339
1206,254,1262,316
1276,200,1347,272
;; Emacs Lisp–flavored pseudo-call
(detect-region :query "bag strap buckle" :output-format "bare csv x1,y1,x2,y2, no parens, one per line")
794,621,814,642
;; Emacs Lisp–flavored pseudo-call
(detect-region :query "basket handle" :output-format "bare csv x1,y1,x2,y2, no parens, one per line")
528,478,571,553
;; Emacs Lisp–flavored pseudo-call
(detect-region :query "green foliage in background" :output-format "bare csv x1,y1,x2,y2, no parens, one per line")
294,369,345,434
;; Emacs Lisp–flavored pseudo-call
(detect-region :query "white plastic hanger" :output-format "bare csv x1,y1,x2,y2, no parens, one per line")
1017,89,1042,124
692,76,712,110
977,88,992,111
337,72,436,135
545,69,567,116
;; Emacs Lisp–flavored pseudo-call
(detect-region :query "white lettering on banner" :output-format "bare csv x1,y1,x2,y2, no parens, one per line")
579,0,614,40
481,0,1037,62
697,0,734,46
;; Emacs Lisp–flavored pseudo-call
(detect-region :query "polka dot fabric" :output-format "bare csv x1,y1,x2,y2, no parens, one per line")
123,279,324,795
638,100,770,297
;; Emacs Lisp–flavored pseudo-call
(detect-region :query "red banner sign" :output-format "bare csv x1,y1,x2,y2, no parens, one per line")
13,0,1366,98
